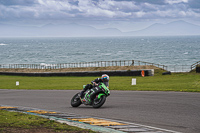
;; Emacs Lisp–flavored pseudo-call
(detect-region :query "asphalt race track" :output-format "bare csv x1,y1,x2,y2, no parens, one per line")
0,89,200,133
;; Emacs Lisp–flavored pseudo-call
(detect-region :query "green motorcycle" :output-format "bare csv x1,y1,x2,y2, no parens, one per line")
71,83,110,108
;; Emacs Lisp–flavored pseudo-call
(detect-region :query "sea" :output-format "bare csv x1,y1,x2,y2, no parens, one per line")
0,36,200,71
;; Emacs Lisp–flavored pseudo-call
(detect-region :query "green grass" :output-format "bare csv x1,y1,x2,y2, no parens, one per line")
0,76,91,90
0,110,95,133
114,73,200,92
0,71,200,92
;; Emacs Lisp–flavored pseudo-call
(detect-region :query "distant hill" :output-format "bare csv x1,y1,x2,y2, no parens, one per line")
126,20,200,36
0,23,122,37
0,20,200,37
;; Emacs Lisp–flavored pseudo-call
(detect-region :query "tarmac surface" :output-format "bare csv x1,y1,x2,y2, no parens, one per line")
0,89,200,133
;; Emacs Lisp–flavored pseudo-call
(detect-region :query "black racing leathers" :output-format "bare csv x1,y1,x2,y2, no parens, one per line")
80,78,109,98
92,78,109,88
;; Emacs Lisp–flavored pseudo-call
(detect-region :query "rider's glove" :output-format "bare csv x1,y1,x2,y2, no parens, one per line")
93,82,98,86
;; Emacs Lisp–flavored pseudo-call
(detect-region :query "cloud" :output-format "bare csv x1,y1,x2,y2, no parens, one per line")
0,0,37,6
188,0,200,9
165,0,188,4
106,0,166,5
0,0,200,25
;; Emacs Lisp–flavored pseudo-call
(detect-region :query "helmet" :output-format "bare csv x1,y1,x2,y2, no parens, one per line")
101,74,109,82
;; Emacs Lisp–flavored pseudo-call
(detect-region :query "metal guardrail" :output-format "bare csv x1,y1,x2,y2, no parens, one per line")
191,61,200,70
166,65,191,72
0,60,167,70
1,60,199,73
0,62,197,73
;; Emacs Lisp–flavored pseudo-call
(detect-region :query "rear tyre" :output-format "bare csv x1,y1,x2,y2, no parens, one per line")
71,93,82,107
92,95,106,108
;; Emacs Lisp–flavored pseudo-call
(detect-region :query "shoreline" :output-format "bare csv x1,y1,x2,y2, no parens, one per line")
0,65,159,73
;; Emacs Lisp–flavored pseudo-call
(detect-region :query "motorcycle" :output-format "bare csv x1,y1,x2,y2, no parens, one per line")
71,83,110,108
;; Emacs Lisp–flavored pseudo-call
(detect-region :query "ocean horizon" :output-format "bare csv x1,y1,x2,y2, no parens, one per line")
0,36,200,71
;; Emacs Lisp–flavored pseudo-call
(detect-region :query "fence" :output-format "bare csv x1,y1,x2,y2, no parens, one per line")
1,60,197,72
168,61,200,72
191,61,200,70
0,60,167,70
166,65,191,72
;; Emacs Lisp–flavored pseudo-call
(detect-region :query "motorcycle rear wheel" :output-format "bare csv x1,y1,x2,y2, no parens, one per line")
71,93,82,107
92,95,106,108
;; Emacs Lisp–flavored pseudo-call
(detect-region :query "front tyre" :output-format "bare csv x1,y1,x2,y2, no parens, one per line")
71,93,82,107
92,95,106,108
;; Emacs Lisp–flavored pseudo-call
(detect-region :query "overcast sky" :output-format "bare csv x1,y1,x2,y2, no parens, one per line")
0,0,200,31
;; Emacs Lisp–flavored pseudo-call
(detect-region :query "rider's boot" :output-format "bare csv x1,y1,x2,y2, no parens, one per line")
79,91,84,98
79,91,87,102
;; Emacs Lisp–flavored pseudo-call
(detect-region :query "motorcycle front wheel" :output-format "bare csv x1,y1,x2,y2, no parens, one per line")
92,95,106,108
71,93,82,107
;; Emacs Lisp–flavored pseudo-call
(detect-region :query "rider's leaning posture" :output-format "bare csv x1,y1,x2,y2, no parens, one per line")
79,74,109,99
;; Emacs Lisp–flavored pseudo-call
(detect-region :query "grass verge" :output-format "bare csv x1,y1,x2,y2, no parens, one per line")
0,70,200,92
0,110,95,133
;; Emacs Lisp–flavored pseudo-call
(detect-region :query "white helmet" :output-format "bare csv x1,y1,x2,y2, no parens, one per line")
101,74,109,82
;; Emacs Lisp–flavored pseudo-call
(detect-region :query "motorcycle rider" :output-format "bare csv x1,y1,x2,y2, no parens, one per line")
79,74,109,98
